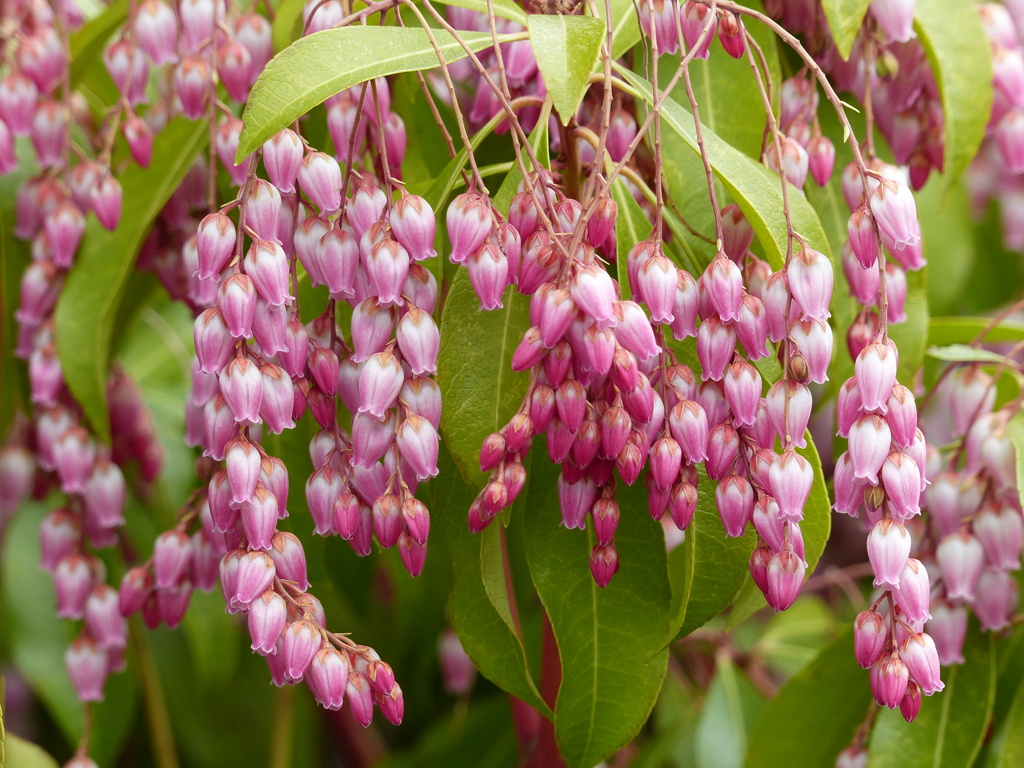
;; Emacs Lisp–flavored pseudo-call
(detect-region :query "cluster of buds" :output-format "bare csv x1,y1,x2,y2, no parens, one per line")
767,74,836,190
640,0,748,61
914,366,1022,662
834,338,938,720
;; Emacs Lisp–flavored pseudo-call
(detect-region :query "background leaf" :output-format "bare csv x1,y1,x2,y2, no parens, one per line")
523,458,670,768
436,275,531,487
238,27,515,160
527,15,605,126
2,733,60,768
868,623,995,768
611,177,653,301
434,0,527,26
694,653,764,768
747,628,872,768
821,0,872,60
595,0,641,59
914,0,993,201
69,0,129,86
54,117,208,442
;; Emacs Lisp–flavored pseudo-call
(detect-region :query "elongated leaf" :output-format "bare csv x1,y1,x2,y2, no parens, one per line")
528,15,605,125
747,629,872,768
1005,412,1024,514
436,274,531,487
611,178,653,302
435,0,527,26
891,267,930,384
54,117,208,442
868,623,995,768
695,654,764,768
238,27,516,161
431,447,549,715
994,679,1024,768
493,99,552,215
423,109,505,210
524,458,671,768
929,317,1024,346
927,344,1011,365
617,66,832,270
272,0,307,53
673,467,756,639
69,0,129,86
914,0,993,201
2,734,60,768
822,0,872,60
596,0,641,59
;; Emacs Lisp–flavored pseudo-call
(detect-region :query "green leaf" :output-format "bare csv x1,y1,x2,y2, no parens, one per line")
926,344,1011,365
2,734,60,768
695,653,764,768
492,99,552,215
523,458,671,768
914,0,993,201
617,65,832,270
436,275,531,487
993,681,1024,768
890,267,930,384
434,0,528,26
611,177,653,302
237,27,516,161
747,629,873,768
431,447,549,715
756,596,836,677
272,0,307,53
929,317,1024,346
868,623,995,768
69,0,129,86
596,0,641,59
527,15,605,126
821,0,872,60
54,117,209,442
422,109,505,210
672,467,756,639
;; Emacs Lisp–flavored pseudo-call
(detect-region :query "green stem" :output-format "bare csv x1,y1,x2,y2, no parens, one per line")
268,684,296,768
130,617,179,768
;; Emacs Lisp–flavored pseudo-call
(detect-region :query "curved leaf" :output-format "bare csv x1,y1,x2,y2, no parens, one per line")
868,623,995,768
69,0,129,86
695,654,764,768
527,15,605,126
434,0,528,27
237,27,517,161
611,177,653,301
523,458,671,768
822,0,872,60
272,0,307,53
596,0,641,59
929,317,1024,346
914,0,993,201
747,628,872,768
927,344,1013,365
436,274,531,487
54,117,208,442
993,679,1024,768
2,734,61,768
617,66,833,270
432,447,549,715
1004,411,1024,514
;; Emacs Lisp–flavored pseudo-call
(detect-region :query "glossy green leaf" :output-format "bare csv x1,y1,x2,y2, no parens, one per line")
272,0,307,53
695,654,764,768
822,0,872,60
927,344,1011,365
914,0,993,201
747,629,873,768
868,623,995,768
523,458,671,768
596,0,641,59
673,467,756,639
493,99,552,215
431,447,549,715
237,27,516,161
435,0,527,26
2,734,60,768
69,0,129,86
929,317,1024,346
54,117,208,442
436,274,531,487
527,15,605,126
611,177,653,302
617,66,833,270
